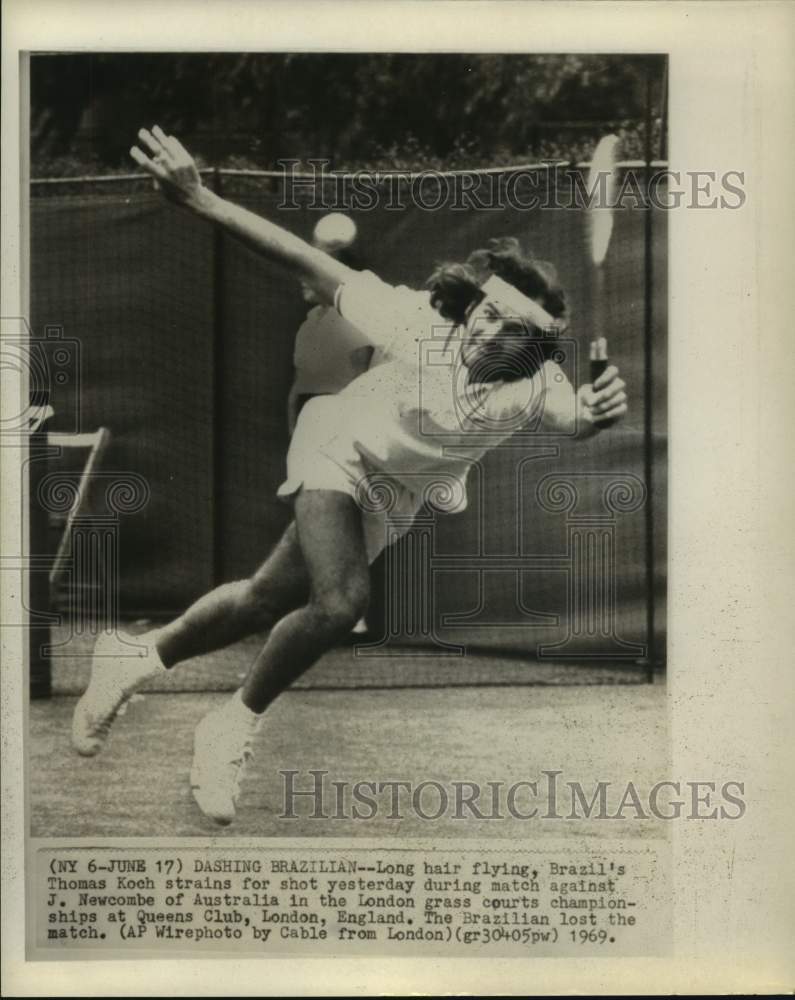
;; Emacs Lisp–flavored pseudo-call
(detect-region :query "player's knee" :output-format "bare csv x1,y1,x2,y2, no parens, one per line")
311,581,369,637
238,578,280,629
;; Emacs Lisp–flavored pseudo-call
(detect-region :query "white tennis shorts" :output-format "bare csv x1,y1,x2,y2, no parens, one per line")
277,395,422,564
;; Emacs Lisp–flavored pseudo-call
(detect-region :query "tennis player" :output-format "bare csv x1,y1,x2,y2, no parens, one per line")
72,127,628,825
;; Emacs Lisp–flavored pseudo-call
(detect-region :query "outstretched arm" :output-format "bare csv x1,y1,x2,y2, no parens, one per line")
130,126,352,305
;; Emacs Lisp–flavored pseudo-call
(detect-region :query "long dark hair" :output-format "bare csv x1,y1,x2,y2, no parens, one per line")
426,237,568,328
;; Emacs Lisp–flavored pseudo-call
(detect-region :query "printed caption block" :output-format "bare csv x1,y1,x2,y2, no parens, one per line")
33,842,670,958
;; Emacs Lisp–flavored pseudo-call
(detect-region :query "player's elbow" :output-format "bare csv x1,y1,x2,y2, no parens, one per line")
298,247,352,307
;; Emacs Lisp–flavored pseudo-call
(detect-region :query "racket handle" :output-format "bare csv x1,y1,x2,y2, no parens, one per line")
589,337,608,383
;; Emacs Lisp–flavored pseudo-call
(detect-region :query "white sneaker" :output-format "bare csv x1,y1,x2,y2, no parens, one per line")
71,631,162,756
190,706,256,825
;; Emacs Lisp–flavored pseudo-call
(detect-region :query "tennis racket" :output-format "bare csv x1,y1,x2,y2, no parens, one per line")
586,134,621,384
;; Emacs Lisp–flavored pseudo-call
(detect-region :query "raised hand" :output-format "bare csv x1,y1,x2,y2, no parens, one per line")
128,126,353,301
130,126,205,209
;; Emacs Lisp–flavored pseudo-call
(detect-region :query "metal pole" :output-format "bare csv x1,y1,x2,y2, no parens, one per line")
659,56,669,162
642,64,657,682
211,167,225,586
29,395,53,699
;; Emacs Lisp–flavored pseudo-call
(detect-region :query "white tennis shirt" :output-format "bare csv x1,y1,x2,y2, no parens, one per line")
292,304,372,395
295,269,579,513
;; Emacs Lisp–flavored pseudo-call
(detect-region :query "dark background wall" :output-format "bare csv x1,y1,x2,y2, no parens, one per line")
30,171,666,656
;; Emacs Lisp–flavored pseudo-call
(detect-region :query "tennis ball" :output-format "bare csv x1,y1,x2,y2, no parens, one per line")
313,213,357,249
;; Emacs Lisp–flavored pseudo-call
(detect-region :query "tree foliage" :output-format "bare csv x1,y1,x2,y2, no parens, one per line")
31,53,666,174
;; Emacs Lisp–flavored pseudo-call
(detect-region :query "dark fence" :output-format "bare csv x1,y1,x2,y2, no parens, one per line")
30,164,666,663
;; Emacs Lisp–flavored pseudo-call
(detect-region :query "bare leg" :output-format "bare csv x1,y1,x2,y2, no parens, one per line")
240,489,370,713
153,522,309,668
72,521,313,759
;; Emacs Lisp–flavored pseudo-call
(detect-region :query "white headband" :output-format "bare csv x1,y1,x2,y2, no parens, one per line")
480,274,558,331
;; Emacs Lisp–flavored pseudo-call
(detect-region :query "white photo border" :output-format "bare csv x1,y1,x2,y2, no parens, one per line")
2,1,793,995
